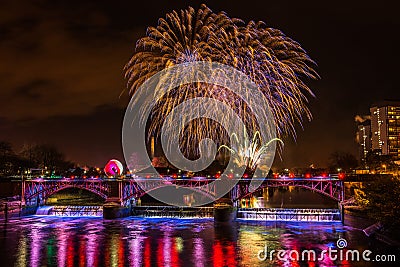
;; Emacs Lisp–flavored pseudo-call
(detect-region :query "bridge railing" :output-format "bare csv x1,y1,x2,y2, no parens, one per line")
21,176,340,182
21,176,344,206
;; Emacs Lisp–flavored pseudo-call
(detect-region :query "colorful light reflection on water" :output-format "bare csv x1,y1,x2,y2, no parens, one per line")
0,216,397,267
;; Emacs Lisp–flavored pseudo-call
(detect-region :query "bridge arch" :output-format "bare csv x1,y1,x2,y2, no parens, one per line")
236,185,339,202
44,186,108,199
121,181,217,205
23,180,110,205
232,179,344,203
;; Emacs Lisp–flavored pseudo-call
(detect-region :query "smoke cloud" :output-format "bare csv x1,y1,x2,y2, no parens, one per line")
354,115,371,123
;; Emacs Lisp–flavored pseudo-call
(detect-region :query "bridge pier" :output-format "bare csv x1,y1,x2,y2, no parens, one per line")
214,198,236,223
103,197,131,219
103,203,130,219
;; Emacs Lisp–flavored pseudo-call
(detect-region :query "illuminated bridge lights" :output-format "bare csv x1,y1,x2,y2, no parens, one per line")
237,208,342,222
22,176,344,207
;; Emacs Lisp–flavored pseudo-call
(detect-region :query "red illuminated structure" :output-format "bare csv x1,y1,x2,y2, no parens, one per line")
22,176,344,207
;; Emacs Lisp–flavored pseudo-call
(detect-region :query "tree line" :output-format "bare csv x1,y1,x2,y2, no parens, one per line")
0,141,73,177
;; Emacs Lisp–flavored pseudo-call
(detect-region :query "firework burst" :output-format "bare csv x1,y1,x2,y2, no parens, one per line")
219,127,283,174
124,4,319,157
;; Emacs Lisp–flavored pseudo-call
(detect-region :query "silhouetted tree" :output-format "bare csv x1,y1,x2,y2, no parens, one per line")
360,176,400,227
0,142,74,176
328,151,358,172
27,144,72,175
0,141,13,157
0,141,17,175
19,143,36,169
86,167,101,177
365,151,395,171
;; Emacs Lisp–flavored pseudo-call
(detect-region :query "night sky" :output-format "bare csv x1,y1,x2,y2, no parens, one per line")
1,1,399,168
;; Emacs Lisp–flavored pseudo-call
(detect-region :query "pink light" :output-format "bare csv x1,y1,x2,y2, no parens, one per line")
57,227,68,267
104,159,124,176
129,236,145,267
30,228,42,267
193,237,205,267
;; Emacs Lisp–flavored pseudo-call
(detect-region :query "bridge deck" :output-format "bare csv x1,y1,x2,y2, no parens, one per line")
22,177,344,206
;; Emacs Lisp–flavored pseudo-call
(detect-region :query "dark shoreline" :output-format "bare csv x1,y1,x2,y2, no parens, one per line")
344,211,400,248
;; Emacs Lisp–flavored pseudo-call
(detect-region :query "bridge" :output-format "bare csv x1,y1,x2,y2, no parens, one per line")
22,177,344,206
231,178,344,203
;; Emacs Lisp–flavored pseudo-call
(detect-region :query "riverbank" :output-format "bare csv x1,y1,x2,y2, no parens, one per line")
344,208,400,247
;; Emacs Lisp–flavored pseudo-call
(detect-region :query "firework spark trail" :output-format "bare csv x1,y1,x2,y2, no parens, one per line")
218,126,284,174
124,4,319,157
122,61,276,205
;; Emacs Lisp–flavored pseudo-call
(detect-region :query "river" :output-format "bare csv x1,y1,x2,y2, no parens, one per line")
0,214,398,267
1,186,399,266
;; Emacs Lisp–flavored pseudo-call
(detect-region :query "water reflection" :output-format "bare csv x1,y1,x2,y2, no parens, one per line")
193,237,204,267
56,227,67,267
0,216,397,266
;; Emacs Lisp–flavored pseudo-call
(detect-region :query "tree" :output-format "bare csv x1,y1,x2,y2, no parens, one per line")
365,151,395,172
20,144,73,174
86,167,101,177
359,176,400,227
0,141,16,175
328,151,358,172
36,145,61,169
0,142,74,176
0,141,13,157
